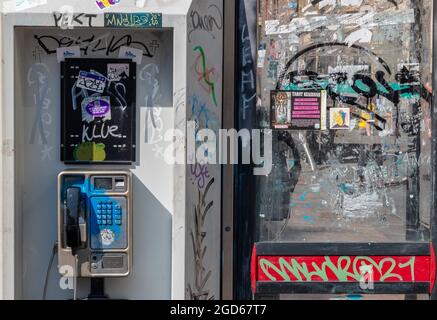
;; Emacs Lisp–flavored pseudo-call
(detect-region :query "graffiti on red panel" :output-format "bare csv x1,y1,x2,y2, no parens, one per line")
258,256,430,283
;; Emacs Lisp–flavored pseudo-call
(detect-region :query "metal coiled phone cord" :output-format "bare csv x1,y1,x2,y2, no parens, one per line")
43,242,58,300
43,242,78,300
73,255,78,300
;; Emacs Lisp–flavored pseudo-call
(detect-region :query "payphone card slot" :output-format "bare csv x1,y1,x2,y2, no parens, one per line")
90,197,127,250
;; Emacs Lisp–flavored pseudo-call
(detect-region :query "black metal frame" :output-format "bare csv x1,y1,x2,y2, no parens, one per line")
430,0,437,301
233,0,258,300
255,242,430,256
256,282,430,295
233,0,437,300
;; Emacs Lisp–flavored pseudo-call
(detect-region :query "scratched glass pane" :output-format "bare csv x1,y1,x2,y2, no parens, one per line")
256,0,433,242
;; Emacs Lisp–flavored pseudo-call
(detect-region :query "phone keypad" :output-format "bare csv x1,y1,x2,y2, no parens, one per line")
96,200,122,226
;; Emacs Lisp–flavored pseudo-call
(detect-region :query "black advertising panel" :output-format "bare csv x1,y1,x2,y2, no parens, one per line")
61,59,136,164
271,90,327,130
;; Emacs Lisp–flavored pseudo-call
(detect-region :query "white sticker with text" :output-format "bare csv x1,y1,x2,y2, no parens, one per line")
118,46,143,65
57,46,81,63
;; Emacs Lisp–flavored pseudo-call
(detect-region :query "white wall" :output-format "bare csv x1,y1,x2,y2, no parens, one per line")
185,0,223,300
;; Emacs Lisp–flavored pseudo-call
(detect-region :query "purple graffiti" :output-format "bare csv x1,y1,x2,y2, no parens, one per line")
190,163,210,189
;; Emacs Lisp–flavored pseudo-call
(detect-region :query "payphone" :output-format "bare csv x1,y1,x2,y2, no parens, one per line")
54,56,136,299
57,170,132,279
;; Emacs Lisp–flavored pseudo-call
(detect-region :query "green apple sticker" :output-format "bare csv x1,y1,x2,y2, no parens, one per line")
73,142,107,161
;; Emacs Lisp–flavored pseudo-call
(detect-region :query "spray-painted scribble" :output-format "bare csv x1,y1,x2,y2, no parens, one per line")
140,63,164,147
240,24,256,121
258,255,421,282
193,46,219,107
53,8,98,29
189,4,223,42
190,163,211,190
188,177,215,300
34,33,159,58
27,63,52,149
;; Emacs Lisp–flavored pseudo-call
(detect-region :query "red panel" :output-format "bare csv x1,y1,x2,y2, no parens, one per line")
250,245,257,294
257,256,430,283
430,243,436,293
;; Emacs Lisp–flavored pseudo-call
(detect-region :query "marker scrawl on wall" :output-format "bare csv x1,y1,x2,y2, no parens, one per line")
140,63,164,148
189,95,220,134
188,178,215,300
188,4,223,42
191,163,210,189
34,33,160,58
240,24,256,121
193,46,219,107
27,62,54,160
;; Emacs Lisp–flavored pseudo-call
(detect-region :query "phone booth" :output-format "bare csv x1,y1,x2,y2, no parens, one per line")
1,0,223,300
234,0,437,300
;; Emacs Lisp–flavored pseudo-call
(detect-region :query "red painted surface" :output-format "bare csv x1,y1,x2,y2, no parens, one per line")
257,256,431,283
430,243,436,293
250,245,257,294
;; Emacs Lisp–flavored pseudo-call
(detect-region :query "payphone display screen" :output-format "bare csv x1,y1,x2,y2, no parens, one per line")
95,178,113,191
61,58,136,164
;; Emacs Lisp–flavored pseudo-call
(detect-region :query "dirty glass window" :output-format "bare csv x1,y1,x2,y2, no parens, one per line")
256,0,433,242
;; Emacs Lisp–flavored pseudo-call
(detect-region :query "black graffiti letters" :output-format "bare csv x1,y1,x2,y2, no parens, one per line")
189,4,223,41
280,43,431,132
34,34,157,58
53,12,97,28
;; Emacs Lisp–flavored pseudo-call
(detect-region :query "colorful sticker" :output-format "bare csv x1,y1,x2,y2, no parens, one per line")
81,96,111,123
73,142,107,161
100,229,115,246
77,71,106,93
107,64,130,82
271,90,327,130
104,12,162,28
271,91,292,129
330,107,351,130
96,0,120,10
